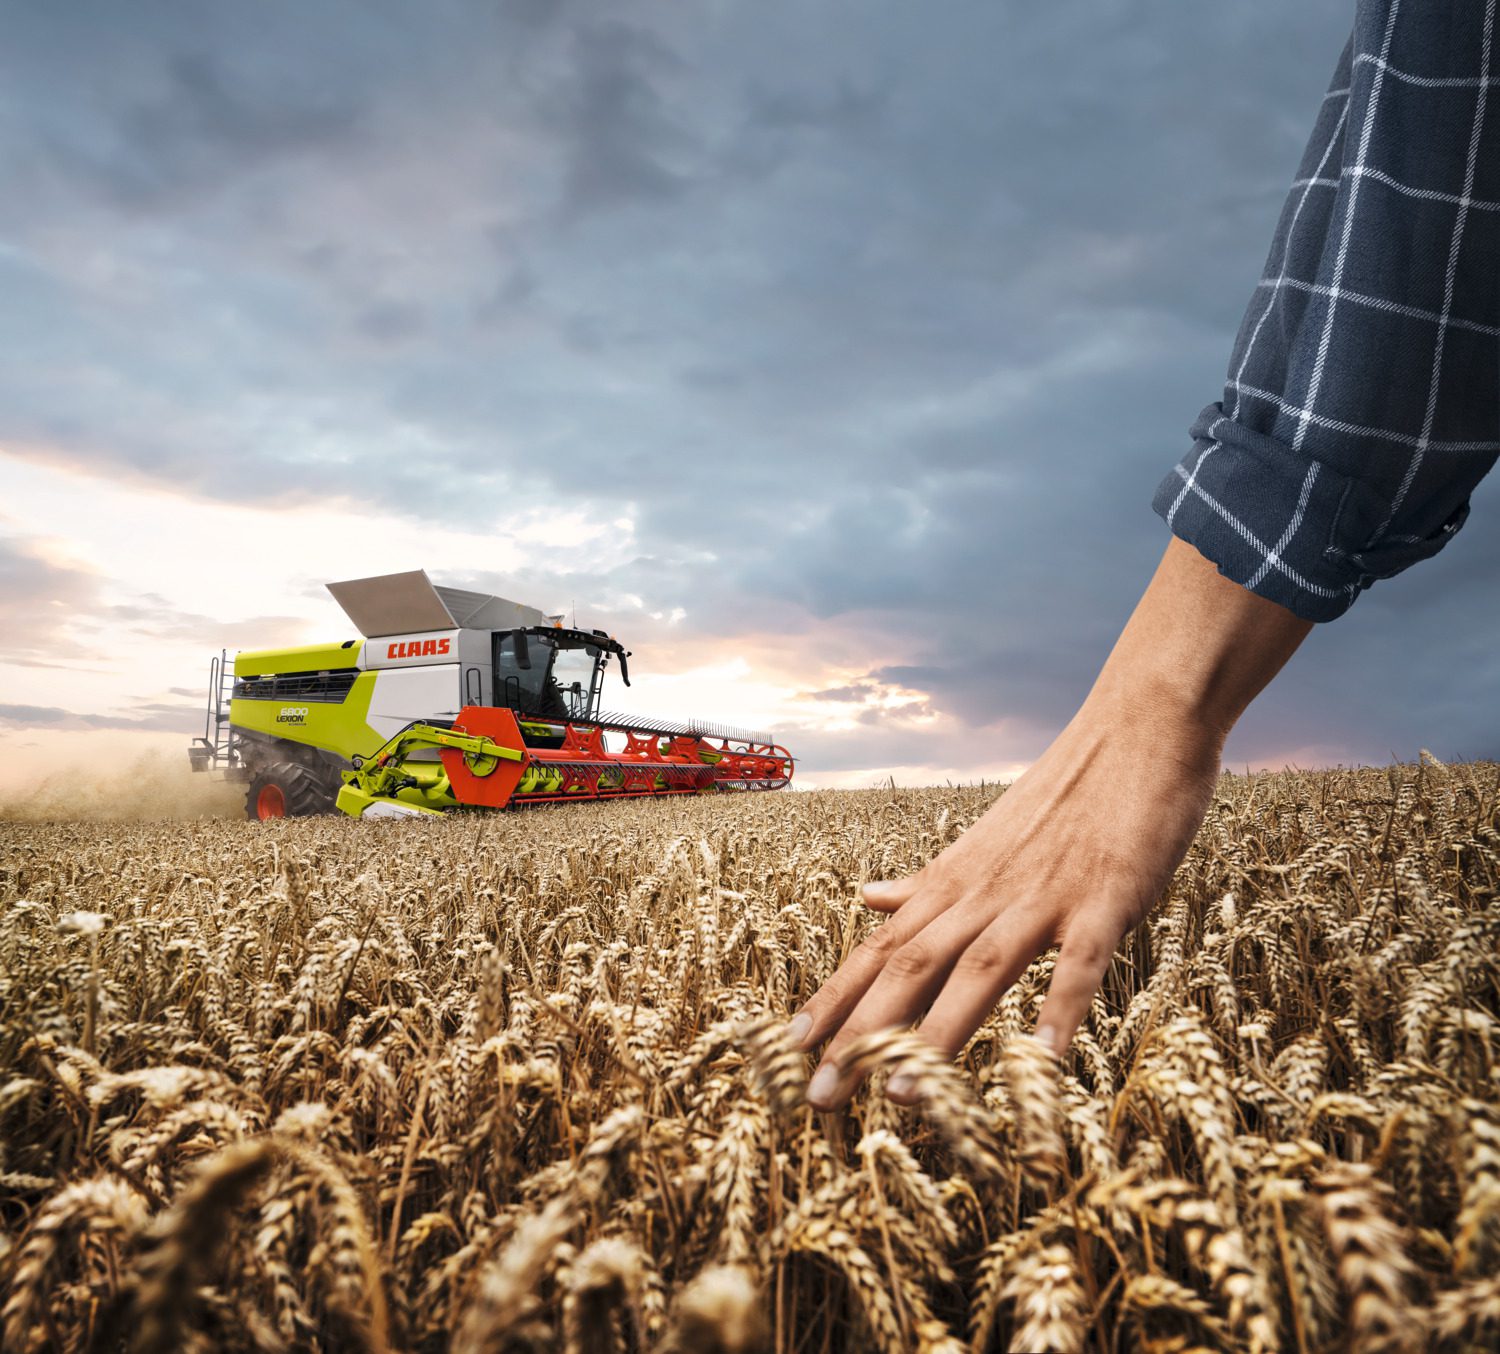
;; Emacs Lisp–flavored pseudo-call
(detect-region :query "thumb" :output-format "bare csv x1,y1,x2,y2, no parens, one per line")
861,873,924,913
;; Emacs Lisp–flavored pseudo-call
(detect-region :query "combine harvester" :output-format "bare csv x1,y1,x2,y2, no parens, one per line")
188,571,794,820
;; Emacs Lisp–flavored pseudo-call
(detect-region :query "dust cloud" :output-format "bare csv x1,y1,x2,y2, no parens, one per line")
0,749,242,822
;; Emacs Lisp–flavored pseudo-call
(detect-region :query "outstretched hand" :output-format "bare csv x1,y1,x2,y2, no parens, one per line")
791,538,1314,1109
792,692,1219,1109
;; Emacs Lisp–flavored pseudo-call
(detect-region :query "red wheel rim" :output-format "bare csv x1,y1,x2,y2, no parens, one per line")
256,784,287,819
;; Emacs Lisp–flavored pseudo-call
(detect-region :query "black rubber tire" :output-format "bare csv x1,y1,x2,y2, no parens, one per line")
245,761,336,821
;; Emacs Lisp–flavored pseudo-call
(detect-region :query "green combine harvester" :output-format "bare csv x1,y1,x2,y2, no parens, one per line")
189,570,794,820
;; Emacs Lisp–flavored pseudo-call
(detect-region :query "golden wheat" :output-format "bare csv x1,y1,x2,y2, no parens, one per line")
0,763,1496,1350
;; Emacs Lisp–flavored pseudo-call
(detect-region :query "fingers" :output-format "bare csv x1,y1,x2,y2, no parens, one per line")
905,906,1054,1064
1032,915,1121,1055
792,864,961,1053
886,906,1123,1107
806,899,1003,1108
798,854,1125,1112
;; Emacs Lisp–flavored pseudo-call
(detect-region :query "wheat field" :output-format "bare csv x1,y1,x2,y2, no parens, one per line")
1,763,1498,1352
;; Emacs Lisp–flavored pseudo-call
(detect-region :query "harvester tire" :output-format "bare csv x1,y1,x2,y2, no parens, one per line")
246,762,334,821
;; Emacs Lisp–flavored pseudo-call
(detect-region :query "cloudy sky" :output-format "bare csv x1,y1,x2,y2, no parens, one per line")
3,0,1496,798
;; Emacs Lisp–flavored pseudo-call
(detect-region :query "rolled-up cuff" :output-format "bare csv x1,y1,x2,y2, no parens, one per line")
1152,404,1469,623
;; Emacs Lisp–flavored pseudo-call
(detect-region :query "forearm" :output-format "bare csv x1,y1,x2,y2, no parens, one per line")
1087,537,1313,748
795,540,1316,1097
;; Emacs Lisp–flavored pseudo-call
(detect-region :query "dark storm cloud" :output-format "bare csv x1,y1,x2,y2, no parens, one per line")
1,1,1494,774
550,21,692,218
46,51,363,210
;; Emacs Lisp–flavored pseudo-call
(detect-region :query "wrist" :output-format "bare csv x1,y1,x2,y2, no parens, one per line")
1085,539,1313,745
1079,667,1232,760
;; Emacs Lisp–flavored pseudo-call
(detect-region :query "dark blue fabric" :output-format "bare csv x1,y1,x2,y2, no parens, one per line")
1153,0,1500,621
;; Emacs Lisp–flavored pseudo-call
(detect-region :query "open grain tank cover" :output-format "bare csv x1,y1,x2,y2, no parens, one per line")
326,570,551,637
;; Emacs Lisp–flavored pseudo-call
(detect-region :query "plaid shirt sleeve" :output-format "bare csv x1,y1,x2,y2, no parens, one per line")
1153,0,1500,622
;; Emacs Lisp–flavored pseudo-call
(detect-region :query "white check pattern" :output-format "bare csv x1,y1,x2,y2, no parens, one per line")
1154,0,1500,621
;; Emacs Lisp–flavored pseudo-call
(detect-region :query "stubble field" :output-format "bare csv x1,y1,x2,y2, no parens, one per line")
1,763,1498,1353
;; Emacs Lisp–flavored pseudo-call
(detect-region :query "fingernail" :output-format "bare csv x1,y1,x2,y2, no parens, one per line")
787,1013,812,1047
886,1073,915,1100
1036,1025,1059,1055
807,1063,841,1108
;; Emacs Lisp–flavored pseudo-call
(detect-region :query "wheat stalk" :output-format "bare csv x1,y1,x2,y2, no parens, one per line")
0,765,1495,1352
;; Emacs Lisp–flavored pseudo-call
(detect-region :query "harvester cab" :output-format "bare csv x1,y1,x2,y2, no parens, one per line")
493,625,630,724
188,570,793,821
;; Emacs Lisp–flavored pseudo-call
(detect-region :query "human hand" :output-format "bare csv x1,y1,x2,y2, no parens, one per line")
792,690,1221,1109
790,539,1313,1109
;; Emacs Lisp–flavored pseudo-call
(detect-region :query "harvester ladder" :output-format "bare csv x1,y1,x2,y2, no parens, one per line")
208,650,238,769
